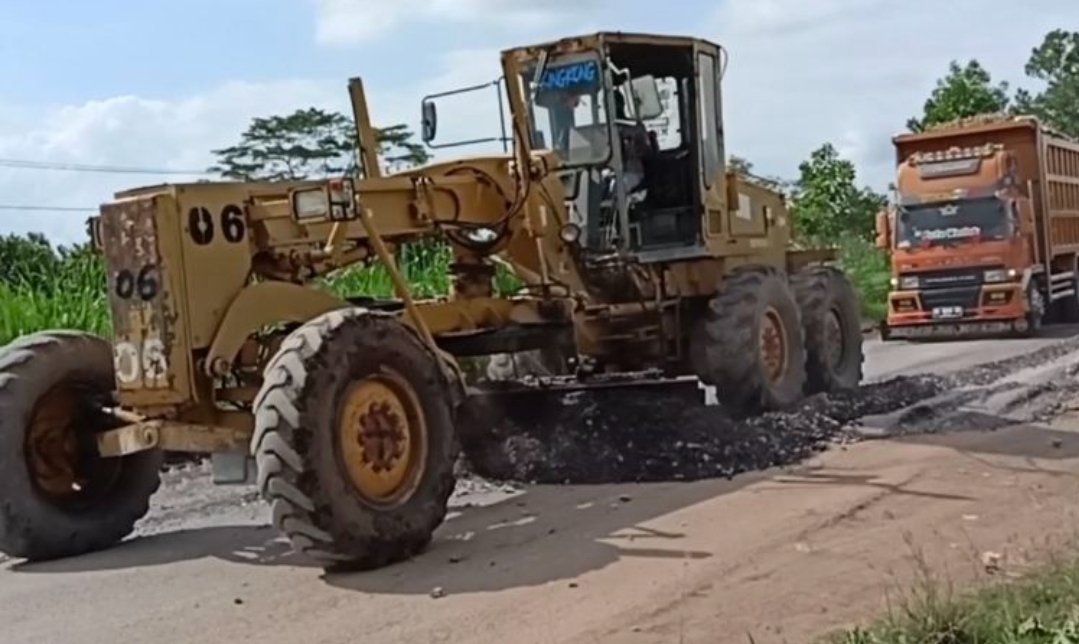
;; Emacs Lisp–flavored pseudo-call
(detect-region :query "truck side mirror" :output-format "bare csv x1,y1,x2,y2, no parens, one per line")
421,100,437,143
874,210,891,249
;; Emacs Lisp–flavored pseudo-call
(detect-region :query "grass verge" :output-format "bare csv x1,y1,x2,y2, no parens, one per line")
824,538,1079,644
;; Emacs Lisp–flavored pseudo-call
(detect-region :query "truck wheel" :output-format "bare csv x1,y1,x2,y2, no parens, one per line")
1020,285,1046,337
252,308,460,571
792,266,865,394
1054,270,1079,324
0,331,162,561
690,265,807,415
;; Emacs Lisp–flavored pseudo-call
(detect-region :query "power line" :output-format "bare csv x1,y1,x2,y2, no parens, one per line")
0,204,96,212
0,157,212,175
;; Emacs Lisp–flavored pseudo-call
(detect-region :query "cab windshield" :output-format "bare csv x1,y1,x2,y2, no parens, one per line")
523,53,611,167
895,196,1014,248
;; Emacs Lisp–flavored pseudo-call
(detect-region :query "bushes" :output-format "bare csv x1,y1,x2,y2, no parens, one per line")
834,235,890,322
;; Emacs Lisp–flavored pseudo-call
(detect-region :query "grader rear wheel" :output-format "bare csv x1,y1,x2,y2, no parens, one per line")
252,308,460,571
0,330,162,561
792,265,865,394
691,265,807,415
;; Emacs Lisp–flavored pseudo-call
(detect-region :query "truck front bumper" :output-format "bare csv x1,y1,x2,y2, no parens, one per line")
882,282,1027,339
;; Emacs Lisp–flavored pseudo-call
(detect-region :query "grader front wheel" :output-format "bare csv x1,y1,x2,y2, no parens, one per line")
252,308,460,571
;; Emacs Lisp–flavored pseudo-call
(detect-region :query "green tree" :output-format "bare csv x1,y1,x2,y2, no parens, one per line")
1014,29,1079,138
906,60,1012,132
788,143,886,241
209,107,430,181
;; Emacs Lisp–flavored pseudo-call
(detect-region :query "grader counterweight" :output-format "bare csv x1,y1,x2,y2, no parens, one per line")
0,31,864,570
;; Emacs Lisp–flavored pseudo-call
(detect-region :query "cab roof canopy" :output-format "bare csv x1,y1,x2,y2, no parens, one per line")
501,31,724,81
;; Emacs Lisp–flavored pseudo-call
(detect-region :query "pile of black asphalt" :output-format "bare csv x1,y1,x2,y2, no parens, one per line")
461,336,1079,485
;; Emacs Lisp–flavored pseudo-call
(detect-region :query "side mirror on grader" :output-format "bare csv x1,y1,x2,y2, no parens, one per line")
420,100,438,144
629,74,664,120
0,31,865,574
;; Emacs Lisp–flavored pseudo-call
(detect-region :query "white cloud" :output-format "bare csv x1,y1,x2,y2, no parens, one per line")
712,0,1078,191
0,80,346,244
0,54,508,245
4,0,1078,246
312,0,599,46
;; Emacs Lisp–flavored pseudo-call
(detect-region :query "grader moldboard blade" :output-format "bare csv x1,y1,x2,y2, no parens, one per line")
459,369,708,441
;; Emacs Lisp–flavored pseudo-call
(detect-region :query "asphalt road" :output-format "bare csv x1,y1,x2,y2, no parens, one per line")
3,326,1079,644
862,324,1079,380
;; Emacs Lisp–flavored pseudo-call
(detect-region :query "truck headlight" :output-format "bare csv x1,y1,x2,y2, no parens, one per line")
984,268,1018,283
898,276,919,290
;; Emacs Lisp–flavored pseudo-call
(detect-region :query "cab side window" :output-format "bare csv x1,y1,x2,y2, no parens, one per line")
697,52,720,188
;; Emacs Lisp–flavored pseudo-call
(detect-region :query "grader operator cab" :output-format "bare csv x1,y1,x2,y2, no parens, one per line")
0,32,864,571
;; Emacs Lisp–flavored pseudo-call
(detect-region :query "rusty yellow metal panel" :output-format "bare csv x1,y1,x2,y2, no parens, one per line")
98,194,192,407
171,183,256,349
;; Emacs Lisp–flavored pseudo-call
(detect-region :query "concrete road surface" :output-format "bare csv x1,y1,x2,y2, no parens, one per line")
3,326,1079,644
862,323,1079,381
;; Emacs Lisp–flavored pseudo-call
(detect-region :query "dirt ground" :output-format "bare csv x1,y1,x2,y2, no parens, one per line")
1,413,1076,644
3,334,1079,644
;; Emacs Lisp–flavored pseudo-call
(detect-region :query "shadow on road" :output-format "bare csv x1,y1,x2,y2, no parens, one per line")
765,471,975,502
894,417,1079,472
9,473,766,594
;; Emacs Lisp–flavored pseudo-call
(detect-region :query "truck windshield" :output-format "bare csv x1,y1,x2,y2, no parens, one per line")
895,196,1013,248
524,54,610,167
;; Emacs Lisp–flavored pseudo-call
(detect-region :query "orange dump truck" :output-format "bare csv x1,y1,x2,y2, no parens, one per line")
876,114,1079,340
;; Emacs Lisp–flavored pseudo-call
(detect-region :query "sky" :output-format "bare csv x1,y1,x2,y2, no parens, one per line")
0,0,1075,245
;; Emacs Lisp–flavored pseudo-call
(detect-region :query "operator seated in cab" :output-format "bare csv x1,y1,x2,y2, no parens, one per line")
610,82,656,206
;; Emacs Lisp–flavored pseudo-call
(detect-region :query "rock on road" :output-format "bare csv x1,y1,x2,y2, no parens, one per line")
4,327,1079,644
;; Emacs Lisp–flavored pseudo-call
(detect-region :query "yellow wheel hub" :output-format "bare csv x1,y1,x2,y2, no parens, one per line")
337,371,427,506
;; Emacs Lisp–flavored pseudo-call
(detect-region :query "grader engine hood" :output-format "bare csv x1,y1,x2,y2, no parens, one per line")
97,194,192,408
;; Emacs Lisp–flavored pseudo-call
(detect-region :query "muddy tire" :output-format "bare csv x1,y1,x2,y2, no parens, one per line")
792,266,865,394
691,265,807,415
1019,284,1046,337
0,330,162,561
252,308,460,571
1053,268,1079,324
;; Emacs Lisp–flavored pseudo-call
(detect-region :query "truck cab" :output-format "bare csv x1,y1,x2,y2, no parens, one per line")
877,143,1038,337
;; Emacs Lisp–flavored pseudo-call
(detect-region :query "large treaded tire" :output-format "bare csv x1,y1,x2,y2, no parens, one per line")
690,265,807,415
792,265,865,394
0,330,162,561
251,308,460,571
1053,264,1079,324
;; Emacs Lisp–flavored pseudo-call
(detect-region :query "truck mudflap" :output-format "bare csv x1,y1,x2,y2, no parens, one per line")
880,317,1028,340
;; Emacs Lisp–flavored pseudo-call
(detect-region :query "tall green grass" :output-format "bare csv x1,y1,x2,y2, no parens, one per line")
0,234,887,347
0,239,527,346
0,248,112,344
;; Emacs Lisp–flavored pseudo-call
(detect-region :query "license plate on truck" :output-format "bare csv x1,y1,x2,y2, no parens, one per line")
931,306,963,319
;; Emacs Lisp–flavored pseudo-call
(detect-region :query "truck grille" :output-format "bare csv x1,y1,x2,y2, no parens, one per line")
919,287,981,311
900,267,985,289
900,267,1003,312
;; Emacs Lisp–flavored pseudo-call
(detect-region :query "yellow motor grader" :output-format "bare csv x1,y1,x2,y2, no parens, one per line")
0,31,864,570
